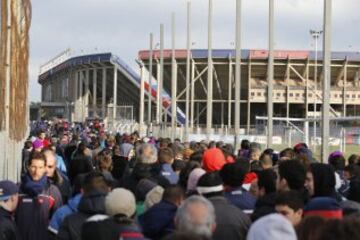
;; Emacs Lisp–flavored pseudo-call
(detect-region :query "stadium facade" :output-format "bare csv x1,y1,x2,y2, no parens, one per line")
139,49,360,133
39,49,360,133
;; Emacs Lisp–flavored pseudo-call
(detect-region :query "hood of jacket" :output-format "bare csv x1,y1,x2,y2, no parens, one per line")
78,191,106,215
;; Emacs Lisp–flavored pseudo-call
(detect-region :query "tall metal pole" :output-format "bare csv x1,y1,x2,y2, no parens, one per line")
310,29,322,151
234,0,242,148
171,13,177,141
157,24,164,125
321,0,332,163
113,67,118,120
139,63,145,136
267,0,274,148
206,0,213,140
185,0,192,141
148,33,154,125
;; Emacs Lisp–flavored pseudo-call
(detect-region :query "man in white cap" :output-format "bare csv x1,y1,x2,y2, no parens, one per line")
81,188,145,240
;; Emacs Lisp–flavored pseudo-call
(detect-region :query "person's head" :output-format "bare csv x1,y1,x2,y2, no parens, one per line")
189,151,203,164
303,197,343,220
296,216,326,240
277,160,306,191
344,164,360,180
24,140,33,151
105,188,136,218
241,139,250,150
137,143,158,164
275,190,304,226
249,148,261,161
328,151,346,171
82,171,110,195
32,139,44,152
348,154,360,165
97,150,113,172
257,168,277,197
247,213,297,240
260,153,273,169
279,148,296,161
197,172,224,198
158,147,175,165
175,195,216,239
305,163,335,198
38,130,46,140
0,180,19,212
172,159,186,175
162,185,185,206
42,148,57,178
28,151,47,181
317,217,360,240
179,161,202,189
219,162,247,189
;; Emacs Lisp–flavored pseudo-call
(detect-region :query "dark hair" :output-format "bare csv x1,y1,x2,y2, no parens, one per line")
278,160,306,190
309,163,336,198
318,217,360,240
208,141,216,149
257,169,277,195
241,139,250,150
328,155,345,171
162,185,185,204
29,151,46,166
189,151,203,164
275,190,304,211
348,154,360,165
24,140,33,150
172,159,186,172
158,147,175,164
219,162,247,188
279,148,295,160
82,171,108,194
296,216,326,240
344,164,360,178
260,153,273,168
179,161,201,189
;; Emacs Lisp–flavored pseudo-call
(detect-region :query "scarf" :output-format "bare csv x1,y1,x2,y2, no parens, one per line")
21,174,47,197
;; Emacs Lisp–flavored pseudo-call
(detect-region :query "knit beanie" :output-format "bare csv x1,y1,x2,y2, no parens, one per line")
247,214,297,240
197,172,224,195
304,197,343,219
202,148,226,172
105,188,136,218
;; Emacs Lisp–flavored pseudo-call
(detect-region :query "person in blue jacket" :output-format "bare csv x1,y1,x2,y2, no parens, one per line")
158,148,179,185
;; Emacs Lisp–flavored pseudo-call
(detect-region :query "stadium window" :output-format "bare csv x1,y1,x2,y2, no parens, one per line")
302,93,305,97
352,94,356,98
277,93,281,97
283,93,286,97
257,92,261,97
334,94,338,98
296,93,300,97
309,94,313,97
251,92,255,96
340,94,343,98
346,94,350,98
289,93,294,97
358,94,360,98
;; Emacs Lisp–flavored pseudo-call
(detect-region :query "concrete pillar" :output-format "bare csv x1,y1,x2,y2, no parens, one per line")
113,67,118,120
206,0,214,139
171,13,177,141
139,64,145,136
93,68,97,117
190,60,195,129
228,57,232,129
102,68,107,119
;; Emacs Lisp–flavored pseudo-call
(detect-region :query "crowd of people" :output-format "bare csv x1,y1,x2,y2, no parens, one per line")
1,119,360,240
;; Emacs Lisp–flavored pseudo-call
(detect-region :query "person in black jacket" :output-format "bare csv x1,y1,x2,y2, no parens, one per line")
57,171,110,240
0,181,20,240
68,142,94,183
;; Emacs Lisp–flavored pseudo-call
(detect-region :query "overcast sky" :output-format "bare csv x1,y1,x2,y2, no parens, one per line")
29,0,360,101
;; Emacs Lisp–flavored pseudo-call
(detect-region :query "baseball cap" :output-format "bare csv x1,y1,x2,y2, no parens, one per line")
0,180,19,201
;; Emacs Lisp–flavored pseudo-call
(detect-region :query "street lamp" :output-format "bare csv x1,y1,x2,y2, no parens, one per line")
310,29,323,150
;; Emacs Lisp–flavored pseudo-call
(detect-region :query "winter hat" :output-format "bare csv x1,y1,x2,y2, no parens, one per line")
242,172,258,191
105,188,136,218
247,213,297,240
202,148,226,172
298,147,314,162
187,168,206,192
197,172,224,195
0,180,19,201
304,197,343,219
144,186,164,211
32,138,44,150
